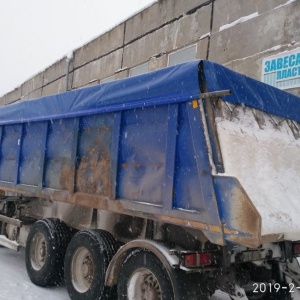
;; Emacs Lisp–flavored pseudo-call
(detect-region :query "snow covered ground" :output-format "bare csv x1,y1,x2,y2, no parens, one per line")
0,246,230,300
0,247,69,300
5,246,298,300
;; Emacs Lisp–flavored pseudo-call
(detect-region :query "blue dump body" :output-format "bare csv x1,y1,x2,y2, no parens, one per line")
0,60,299,247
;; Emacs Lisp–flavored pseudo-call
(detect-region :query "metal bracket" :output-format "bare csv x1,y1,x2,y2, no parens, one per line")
0,214,22,227
0,235,20,251
198,89,231,100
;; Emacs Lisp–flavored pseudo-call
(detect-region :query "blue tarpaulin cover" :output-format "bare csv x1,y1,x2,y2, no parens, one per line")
200,60,300,123
0,60,299,125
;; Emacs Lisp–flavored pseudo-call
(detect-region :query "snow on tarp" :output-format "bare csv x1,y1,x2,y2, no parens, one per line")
0,60,299,125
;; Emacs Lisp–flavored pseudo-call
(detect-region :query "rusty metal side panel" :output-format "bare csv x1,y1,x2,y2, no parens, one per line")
75,113,114,197
0,124,22,183
213,176,262,248
19,122,48,186
44,118,79,191
117,106,169,205
0,104,228,247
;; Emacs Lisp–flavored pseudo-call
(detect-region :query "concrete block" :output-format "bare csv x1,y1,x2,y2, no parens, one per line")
4,88,21,105
213,0,288,33
85,80,100,87
73,49,123,89
74,80,100,90
123,4,211,67
21,88,43,101
174,0,209,16
66,64,74,91
0,96,5,106
21,72,44,98
74,24,124,69
257,0,289,15
223,43,300,82
286,87,300,98
149,54,168,71
115,68,129,80
43,58,67,85
173,5,211,49
209,1,300,65
42,77,66,97
223,55,263,81
125,0,207,44
123,25,172,68
196,38,209,60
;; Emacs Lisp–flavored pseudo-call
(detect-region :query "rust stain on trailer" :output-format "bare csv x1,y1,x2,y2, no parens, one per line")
227,235,261,249
0,183,241,247
159,215,237,235
76,141,112,198
230,189,260,233
228,186,261,242
73,193,110,210
214,176,262,247
59,164,75,192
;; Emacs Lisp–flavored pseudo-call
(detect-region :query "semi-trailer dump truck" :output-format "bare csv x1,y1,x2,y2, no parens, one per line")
0,60,299,300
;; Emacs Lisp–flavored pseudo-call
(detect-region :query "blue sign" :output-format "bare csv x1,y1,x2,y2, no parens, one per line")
262,48,300,89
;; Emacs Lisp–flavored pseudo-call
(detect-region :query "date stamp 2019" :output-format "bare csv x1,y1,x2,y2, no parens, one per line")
253,282,299,293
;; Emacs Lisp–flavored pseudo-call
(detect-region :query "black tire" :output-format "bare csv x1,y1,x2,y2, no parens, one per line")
118,250,180,300
64,230,119,300
25,218,72,287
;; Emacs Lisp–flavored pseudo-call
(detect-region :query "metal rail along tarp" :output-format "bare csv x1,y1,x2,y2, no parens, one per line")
0,60,299,247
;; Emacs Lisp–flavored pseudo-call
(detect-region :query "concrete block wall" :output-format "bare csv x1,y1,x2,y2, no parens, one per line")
122,3,212,68
211,0,300,85
1,0,299,105
73,49,123,88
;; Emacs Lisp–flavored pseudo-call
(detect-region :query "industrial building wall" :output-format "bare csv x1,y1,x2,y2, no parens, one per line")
1,0,299,105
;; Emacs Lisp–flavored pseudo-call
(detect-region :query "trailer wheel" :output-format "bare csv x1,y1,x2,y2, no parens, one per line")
25,218,71,286
117,250,178,300
64,230,119,300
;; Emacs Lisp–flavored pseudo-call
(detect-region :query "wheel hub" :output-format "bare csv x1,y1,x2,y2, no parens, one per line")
71,247,94,293
82,254,93,284
142,274,161,299
39,242,46,260
128,268,162,300
30,232,47,270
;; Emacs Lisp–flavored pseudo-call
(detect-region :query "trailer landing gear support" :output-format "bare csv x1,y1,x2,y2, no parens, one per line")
64,230,119,300
117,250,179,300
25,218,71,286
